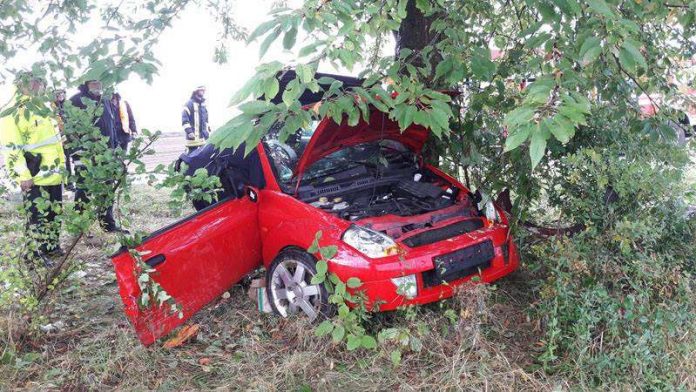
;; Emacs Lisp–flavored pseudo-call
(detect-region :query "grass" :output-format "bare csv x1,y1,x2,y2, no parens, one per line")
0,184,571,390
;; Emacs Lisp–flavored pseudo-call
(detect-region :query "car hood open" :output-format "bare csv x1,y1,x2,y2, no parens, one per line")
293,108,430,178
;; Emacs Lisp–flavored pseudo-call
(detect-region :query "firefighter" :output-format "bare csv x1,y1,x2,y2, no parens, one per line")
182,86,211,152
111,92,137,151
0,74,65,264
68,80,127,233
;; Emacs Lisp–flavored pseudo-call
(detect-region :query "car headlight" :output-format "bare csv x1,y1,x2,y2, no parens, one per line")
342,225,398,258
391,274,417,299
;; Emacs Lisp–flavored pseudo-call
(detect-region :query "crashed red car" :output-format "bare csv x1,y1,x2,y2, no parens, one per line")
111,80,519,346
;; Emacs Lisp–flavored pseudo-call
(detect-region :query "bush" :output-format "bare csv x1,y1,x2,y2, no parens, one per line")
527,123,696,388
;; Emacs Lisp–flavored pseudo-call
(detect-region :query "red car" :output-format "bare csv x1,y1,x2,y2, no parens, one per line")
112,91,519,346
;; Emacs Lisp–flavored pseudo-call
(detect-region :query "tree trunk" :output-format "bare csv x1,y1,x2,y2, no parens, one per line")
394,0,445,167
394,0,443,84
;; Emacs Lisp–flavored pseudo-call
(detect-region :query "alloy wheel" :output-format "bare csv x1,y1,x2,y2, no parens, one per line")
269,259,323,321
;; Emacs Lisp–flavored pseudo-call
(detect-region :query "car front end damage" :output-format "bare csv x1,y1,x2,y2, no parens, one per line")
326,204,519,311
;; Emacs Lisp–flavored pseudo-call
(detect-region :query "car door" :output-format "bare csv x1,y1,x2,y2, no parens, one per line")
111,189,262,346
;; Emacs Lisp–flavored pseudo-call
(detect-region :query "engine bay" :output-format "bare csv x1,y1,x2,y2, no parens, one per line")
291,143,478,227
264,135,481,235
299,170,460,221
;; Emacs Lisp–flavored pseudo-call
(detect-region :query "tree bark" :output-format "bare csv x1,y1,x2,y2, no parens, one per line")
394,0,443,84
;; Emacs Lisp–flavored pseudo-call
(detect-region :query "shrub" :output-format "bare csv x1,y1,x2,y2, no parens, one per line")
528,123,696,388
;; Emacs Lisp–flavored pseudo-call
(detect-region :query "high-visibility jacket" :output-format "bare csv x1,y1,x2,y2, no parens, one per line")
0,98,65,186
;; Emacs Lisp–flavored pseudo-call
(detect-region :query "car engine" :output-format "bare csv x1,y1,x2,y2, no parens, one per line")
296,156,468,222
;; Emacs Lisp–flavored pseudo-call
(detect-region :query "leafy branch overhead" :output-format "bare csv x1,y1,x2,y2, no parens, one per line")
214,0,693,170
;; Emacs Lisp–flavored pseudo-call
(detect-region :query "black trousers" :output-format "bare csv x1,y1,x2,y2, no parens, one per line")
26,184,62,254
73,166,117,230
118,139,129,152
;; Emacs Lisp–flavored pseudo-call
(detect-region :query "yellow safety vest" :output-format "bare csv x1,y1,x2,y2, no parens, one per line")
0,100,65,186
118,100,131,134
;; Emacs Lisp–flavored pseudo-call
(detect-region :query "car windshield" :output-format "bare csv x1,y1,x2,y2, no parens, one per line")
264,121,414,185
264,121,320,183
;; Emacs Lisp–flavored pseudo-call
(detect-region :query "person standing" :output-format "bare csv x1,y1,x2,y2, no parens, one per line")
111,92,137,152
182,86,211,152
68,79,127,233
0,74,65,264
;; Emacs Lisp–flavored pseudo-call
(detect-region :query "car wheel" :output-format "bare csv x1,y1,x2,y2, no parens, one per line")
266,249,331,322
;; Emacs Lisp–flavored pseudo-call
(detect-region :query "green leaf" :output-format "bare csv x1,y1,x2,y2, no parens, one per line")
331,325,345,343
259,27,281,58
247,19,278,43
504,107,535,128
239,100,273,115
544,117,572,144
283,26,298,50
586,0,614,18
315,260,328,276
434,57,453,81
390,350,402,366
621,40,647,71
579,36,602,66
319,245,337,260
296,64,315,84
347,334,361,350
346,277,362,288
361,335,378,349
262,77,279,100
529,127,548,170
299,41,326,57
618,47,636,73
525,32,552,49
471,48,496,81
504,123,533,152
315,320,334,336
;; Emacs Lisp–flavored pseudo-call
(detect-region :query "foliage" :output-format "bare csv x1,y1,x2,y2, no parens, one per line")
308,231,378,351
527,118,696,387
308,231,428,364
156,162,223,215
0,0,211,337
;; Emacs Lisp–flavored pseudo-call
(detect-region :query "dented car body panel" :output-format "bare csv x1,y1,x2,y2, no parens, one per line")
112,108,519,346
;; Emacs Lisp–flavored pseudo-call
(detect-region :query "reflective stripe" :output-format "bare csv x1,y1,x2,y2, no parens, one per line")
0,134,61,152
182,122,192,132
36,168,61,177
193,102,200,139
119,100,131,134
183,106,191,115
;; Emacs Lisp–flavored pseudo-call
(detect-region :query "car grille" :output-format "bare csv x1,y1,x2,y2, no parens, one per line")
422,240,494,287
402,218,484,248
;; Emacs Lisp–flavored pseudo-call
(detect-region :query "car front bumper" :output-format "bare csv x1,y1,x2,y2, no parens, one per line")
329,223,519,311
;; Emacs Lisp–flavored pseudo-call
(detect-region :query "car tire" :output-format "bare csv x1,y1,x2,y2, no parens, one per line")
266,249,332,322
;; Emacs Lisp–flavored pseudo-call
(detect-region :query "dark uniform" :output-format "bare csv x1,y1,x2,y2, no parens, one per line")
182,86,210,152
68,81,125,233
112,93,137,151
